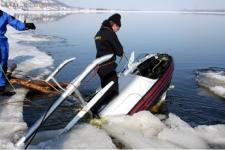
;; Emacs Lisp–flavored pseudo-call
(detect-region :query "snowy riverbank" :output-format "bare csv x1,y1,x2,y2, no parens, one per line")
0,27,53,149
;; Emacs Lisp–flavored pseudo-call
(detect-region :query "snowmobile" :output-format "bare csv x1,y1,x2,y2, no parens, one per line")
16,52,174,148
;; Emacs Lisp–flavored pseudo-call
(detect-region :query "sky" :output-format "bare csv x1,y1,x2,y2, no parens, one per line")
60,0,225,10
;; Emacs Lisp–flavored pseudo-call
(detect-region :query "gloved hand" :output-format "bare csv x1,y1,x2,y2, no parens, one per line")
25,23,36,30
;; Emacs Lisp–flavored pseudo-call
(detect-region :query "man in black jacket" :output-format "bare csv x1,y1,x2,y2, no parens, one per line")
93,13,124,113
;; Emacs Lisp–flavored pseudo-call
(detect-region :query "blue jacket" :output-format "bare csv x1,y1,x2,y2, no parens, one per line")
0,10,26,87
0,10,26,39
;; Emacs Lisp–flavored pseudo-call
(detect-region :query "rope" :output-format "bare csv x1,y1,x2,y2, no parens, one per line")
152,56,169,73
0,65,17,93
7,54,129,93
95,60,115,71
6,68,64,94
0,54,130,107
82,53,130,87
81,58,118,87
40,79,63,94
123,53,129,62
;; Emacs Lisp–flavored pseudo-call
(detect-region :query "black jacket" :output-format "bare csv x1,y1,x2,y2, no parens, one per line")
95,20,124,75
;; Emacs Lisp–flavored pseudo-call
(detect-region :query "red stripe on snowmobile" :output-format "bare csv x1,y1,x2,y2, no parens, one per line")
129,62,174,115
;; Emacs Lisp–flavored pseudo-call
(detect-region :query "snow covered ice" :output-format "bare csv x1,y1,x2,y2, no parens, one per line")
0,27,225,149
196,68,225,99
7,29,54,79
0,27,53,149
102,112,222,149
29,111,225,149
30,124,116,149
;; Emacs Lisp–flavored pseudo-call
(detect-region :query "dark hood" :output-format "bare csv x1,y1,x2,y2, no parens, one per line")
100,19,112,30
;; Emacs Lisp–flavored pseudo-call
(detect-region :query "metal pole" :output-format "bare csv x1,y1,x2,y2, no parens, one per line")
61,81,114,134
16,54,113,148
45,58,76,82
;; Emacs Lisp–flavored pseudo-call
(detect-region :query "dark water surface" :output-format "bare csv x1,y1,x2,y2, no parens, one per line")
24,13,225,127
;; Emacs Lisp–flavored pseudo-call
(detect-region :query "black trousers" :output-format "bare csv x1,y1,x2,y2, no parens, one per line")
91,70,119,114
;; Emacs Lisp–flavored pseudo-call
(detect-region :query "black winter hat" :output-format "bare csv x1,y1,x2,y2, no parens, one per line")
108,13,121,27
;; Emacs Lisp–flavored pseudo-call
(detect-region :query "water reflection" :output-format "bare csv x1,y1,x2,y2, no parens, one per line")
13,12,73,23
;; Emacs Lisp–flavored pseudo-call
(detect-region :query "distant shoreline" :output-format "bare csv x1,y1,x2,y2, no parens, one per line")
2,6,225,15
2,0,225,15
8,10,225,15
